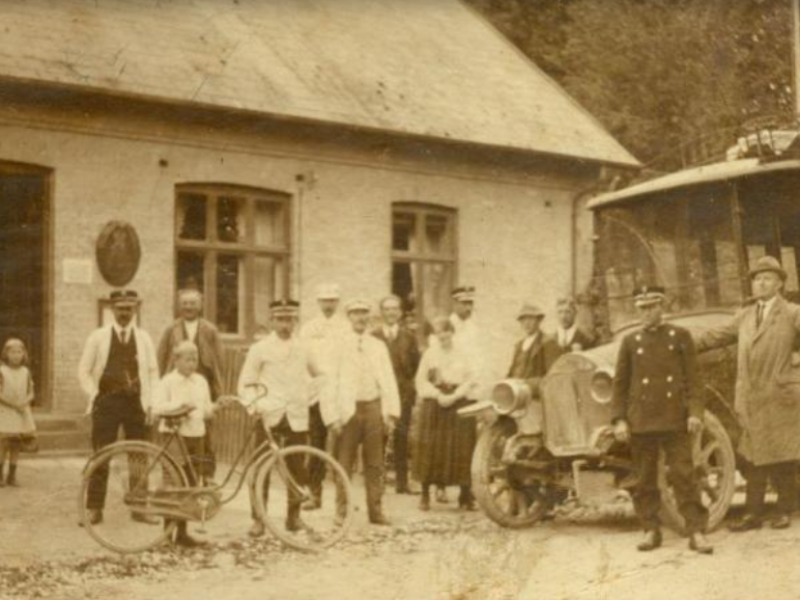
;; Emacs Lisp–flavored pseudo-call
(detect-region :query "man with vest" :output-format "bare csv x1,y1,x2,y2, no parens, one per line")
78,289,160,526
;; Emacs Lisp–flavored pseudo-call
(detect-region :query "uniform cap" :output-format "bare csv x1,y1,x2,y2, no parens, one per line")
109,289,140,307
269,299,300,317
452,286,476,302
749,256,787,281
633,285,666,308
316,283,341,300
345,299,371,313
517,302,545,320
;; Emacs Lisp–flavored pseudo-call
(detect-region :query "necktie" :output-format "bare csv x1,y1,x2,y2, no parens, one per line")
120,329,128,344
756,303,764,328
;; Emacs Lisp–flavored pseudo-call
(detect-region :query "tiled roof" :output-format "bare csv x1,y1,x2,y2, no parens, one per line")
0,0,639,167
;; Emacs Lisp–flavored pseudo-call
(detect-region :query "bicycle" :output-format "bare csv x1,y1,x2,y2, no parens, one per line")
77,384,354,554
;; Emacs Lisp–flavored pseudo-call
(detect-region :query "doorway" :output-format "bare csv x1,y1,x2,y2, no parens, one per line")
0,164,50,410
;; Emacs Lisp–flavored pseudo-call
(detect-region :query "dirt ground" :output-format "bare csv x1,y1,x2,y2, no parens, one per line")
2,456,800,600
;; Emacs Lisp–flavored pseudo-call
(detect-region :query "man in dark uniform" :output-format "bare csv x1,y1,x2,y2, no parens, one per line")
611,285,712,554
373,295,420,495
507,303,560,392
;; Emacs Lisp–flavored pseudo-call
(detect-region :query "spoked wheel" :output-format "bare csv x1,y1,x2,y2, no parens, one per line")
471,420,549,528
660,410,736,533
78,441,187,554
252,446,353,552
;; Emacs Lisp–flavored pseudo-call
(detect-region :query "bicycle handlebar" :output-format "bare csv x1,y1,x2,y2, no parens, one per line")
215,383,269,411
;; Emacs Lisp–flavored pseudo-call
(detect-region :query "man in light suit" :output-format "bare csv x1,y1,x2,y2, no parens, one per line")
78,289,160,525
323,299,400,525
157,289,225,483
300,283,349,509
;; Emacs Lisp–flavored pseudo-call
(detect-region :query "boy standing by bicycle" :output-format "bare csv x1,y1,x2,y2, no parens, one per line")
152,340,213,547
238,299,316,537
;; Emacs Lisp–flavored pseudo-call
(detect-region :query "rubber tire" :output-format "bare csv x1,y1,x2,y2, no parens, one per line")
252,445,354,552
658,410,736,533
78,440,187,554
471,419,548,529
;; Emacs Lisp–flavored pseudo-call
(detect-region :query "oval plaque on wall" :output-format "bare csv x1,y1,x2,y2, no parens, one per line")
96,221,142,287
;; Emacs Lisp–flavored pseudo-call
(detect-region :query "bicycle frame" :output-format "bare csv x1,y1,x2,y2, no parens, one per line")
117,384,309,520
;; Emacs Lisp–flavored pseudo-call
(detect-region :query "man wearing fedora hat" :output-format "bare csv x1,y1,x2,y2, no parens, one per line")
611,285,712,554
78,290,160,526
507,303,560,394
698,255,800,531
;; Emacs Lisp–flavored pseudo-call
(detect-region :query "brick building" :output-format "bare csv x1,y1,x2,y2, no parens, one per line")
0,0,637,446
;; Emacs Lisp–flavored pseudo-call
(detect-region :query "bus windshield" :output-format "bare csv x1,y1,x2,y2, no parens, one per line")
594,184,744,332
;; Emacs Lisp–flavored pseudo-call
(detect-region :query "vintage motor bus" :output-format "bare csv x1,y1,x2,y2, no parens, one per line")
465,130,800,531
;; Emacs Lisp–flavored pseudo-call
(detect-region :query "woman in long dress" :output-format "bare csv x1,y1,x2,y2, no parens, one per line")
414,316,477,511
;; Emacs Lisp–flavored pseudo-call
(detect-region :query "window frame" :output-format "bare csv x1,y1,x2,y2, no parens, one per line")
174,183,291,341
391,202,458,327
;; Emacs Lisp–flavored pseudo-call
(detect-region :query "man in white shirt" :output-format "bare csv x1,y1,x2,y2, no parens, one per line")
299,283,349,509
448,286,483,387
554,297,595,356
152,340,213,547
323,299,400,525
78,289,159,526
239,299,315,536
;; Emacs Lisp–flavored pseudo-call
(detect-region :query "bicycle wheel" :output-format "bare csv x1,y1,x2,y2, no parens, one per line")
78,441,188,554
253,445,353,552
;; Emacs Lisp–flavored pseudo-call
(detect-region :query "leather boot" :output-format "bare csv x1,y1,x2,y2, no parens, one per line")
637,529,662,552
688,532,714,555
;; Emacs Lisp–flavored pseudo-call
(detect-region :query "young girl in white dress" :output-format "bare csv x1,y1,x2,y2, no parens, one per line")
0,338,36,487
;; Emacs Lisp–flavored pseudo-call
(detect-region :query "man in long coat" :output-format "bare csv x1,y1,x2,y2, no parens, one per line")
697,256,800,530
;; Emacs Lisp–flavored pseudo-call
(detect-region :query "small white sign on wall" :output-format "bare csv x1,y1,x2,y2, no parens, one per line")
63,258,94,284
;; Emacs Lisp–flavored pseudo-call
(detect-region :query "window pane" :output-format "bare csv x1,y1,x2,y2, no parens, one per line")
176,251,205,292
216,254,244,335
254,256,286,334
422,262,453,320
217,197,246,243
392,212,420,253
425,213,453,256
255,201,287,247
177,193,207,241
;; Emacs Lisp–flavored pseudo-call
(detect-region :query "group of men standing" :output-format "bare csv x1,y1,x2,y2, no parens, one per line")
77,280,593,536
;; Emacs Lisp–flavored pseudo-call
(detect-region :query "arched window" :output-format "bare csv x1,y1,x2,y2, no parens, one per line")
175,184,290,339
391,203,457,330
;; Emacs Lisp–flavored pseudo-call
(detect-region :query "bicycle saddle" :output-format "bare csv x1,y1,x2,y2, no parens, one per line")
159,405,194,419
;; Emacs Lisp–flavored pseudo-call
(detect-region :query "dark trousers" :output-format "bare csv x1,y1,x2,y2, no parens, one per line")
87,393,148,510
252,419,308,522
393,399,413,490
203,423,216,480
630,433,708,534
744,461,797,518
337,399,386,520
307,403,328,502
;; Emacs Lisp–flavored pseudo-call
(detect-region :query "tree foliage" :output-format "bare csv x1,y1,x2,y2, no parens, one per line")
467,0,794,169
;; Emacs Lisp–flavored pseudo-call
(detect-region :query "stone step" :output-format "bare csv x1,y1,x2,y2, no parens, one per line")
32,414,88,433
35,429,91,453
